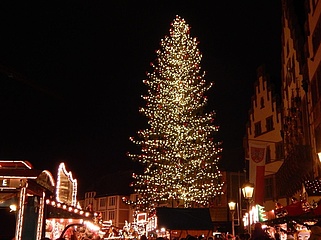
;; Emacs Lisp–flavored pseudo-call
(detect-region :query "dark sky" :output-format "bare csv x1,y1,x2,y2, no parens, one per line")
0,1,281,195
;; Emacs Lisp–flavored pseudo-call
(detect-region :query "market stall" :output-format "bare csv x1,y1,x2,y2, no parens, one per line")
0,160,55,240
43,162,100,239
262,180,321,240
152,207,214,239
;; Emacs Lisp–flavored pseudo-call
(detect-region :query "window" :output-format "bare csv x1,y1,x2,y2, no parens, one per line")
108,210,115,220
99,198,106,208
264,176,273,199
101,211,106,220
275,141,284,160
260,97,265,109
315,124,321,153
254,121,262,136
109,196,116,206
86,192,95,198
266,116,274,132
312,14,321,55
311,77,318,107
286,59,293,85
266,146,271,163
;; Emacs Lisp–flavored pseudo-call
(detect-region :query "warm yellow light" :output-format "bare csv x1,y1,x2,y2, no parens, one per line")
9,204,17,212
228,201,236,211
242,182,254,199
126,15,223,211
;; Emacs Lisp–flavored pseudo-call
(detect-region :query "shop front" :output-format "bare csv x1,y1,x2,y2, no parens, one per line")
0,160,99,240
0,160,55,240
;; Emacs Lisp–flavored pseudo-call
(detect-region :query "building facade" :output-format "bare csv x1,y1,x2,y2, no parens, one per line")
245,0,321,220
81,170,248,236
81,191,130,230
245,65,284,211
307,0,321,179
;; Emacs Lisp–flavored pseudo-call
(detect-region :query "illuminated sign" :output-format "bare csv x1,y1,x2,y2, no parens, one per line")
0,178,26,188
0,179,9,186
56,163,77,207
257,204,267,222
137,213,147,223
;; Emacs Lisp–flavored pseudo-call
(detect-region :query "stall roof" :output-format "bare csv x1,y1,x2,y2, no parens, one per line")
0,169,42,178
156,207,213,230
0,160,33,169
46,204,93,220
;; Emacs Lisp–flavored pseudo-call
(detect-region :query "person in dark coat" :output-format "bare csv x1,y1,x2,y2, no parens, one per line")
309,226,321,240
251,222,270,240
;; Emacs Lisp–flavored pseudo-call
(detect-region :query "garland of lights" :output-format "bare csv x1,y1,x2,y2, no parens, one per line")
36,192,45,240
45,199,91,217
126,15,224,212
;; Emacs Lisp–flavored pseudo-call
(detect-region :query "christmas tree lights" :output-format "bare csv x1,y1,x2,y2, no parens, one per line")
127,15,223,212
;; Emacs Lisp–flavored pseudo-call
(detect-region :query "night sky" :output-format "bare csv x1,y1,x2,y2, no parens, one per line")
0,1,281,195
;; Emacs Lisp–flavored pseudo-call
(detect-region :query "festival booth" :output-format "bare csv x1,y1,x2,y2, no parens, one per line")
0,160,55,240
150,207,214,239
43,162,100,240
0,160,99,240
262,180,321,240
99,208,215,240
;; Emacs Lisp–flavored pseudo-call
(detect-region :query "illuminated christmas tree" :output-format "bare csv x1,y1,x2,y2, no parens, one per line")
128,15,223,212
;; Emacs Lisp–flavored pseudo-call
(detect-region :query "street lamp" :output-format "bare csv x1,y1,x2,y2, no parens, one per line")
242,182,254,233
228,201,236,237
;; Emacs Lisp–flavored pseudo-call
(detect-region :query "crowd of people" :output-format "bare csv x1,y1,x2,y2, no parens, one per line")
140,222,321,240
234,223,321,240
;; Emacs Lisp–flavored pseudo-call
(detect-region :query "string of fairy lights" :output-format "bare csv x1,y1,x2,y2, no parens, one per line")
125,15,224,212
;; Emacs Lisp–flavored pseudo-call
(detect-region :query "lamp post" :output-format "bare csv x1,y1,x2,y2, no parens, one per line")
242,182,254,233
228,201,236,237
